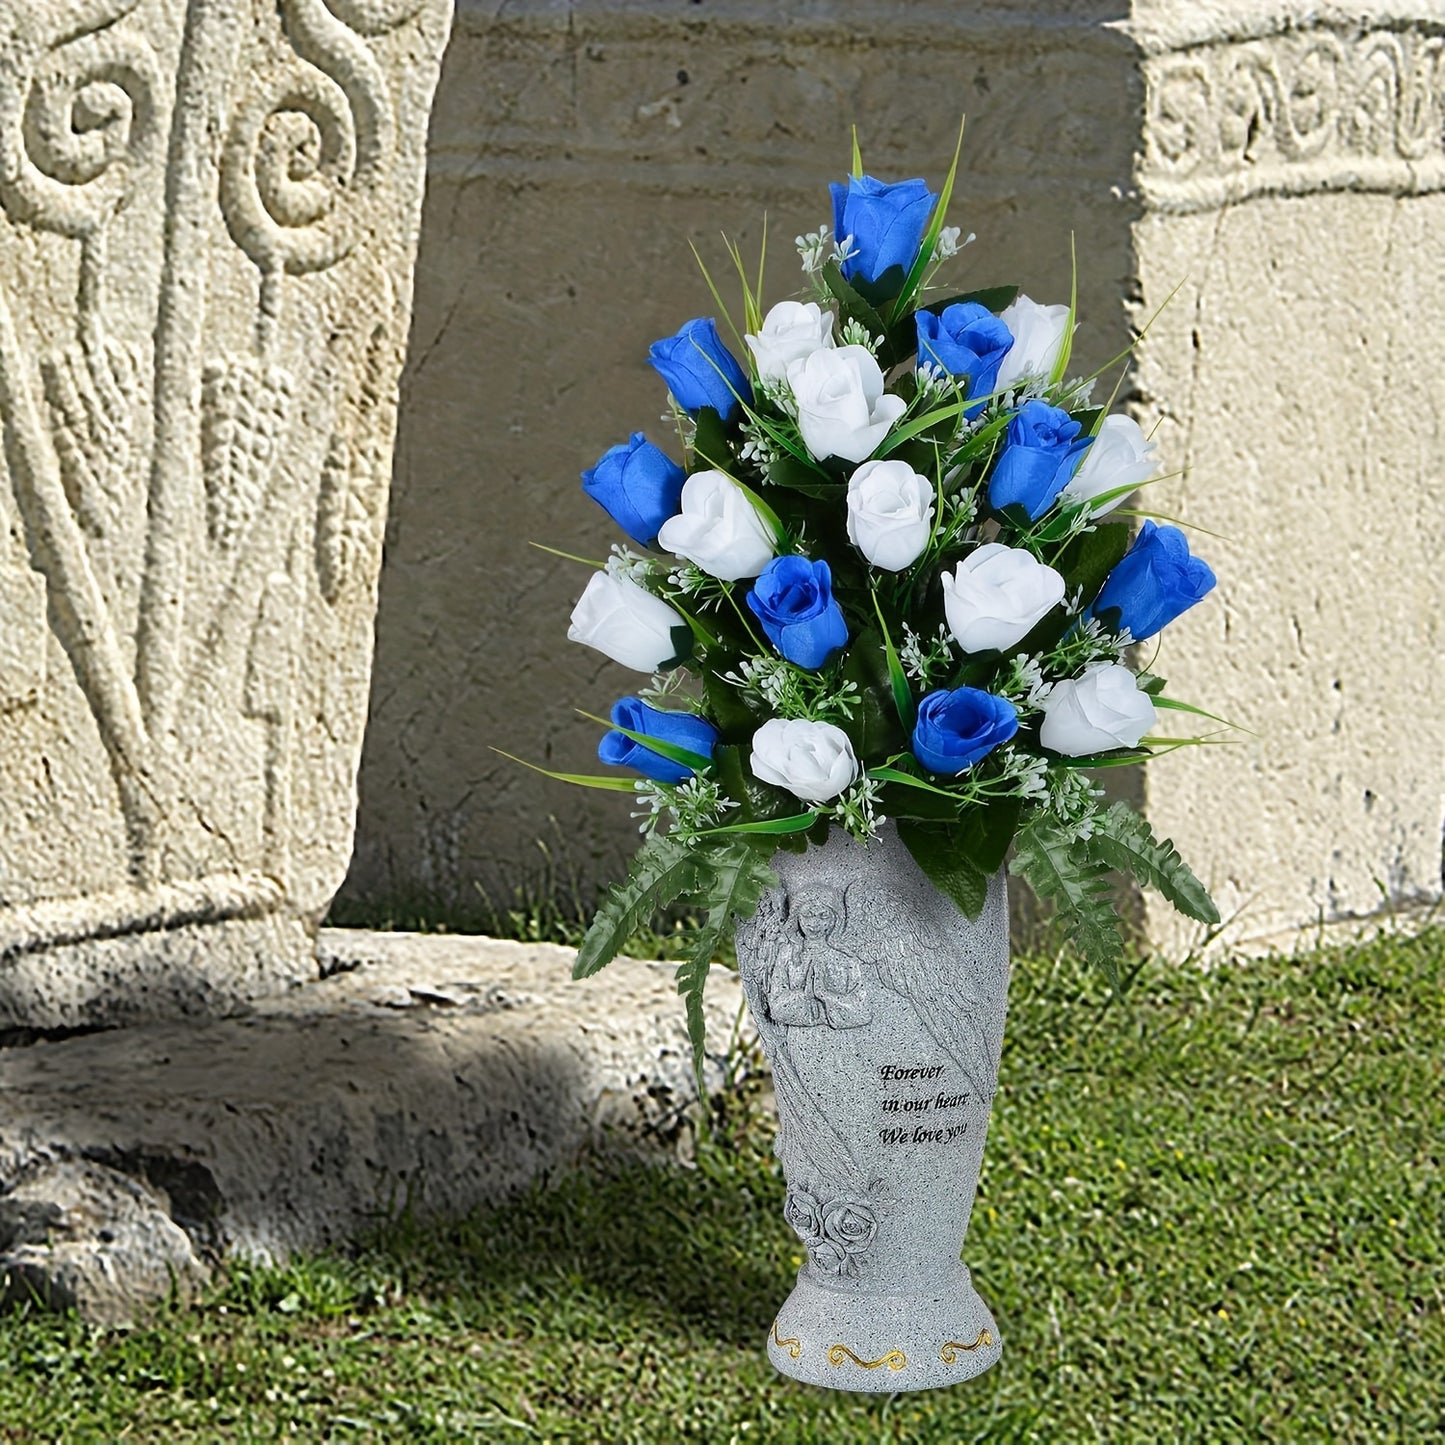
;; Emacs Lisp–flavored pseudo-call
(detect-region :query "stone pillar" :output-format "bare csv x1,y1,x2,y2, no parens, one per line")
1130,1,1445,951
0,0,453,1027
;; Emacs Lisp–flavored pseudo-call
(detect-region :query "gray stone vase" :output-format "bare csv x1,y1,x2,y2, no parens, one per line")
733,824,1010,1392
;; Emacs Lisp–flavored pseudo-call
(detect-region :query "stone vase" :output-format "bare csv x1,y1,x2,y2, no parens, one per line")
733,825,1010,1392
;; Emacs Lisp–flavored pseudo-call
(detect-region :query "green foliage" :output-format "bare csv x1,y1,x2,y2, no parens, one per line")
897,818,989,918
1086,801,1220,925
572,835,707,979
673,839,776,1090
1009,815,1123,986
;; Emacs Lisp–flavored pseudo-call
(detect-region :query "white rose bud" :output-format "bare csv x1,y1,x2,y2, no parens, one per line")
941,543,1066,654
787,345,907,464
1040,663,1156,755
995,294,1072,390
1059,414,1160,517
750,718,859,803
846,459,935,572
657,470,775,582
745,300,835,383
567,568,689,673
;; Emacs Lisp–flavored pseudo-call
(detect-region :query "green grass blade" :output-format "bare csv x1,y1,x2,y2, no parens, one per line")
490,748,643,793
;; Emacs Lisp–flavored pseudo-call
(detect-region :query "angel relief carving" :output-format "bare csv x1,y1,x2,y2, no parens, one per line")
759,885,873,1030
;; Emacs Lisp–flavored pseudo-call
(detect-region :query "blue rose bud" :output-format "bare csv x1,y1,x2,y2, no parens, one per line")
829,174,937,286
746,556,849,671
988,399,1093,520
1091,520,1216,642
598,696,719,785
648,318,752,422
581,433,686,546
911,688,1020,776
915,303,1013,416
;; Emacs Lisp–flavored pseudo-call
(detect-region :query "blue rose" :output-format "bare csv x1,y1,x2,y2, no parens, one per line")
915,303,1013,416
648,318,751,422
829,174,937,286
746,556,849,670
1091,521,1216,642
988,400,1093,520
581,433,686,546
598,696,719,785
911,688,1019,776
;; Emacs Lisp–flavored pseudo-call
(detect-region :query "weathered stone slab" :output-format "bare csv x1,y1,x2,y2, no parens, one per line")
0,930,742,1321
0,0,454,1027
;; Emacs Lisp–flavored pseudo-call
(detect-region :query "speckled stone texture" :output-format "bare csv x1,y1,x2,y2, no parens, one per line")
735,828,1009,1393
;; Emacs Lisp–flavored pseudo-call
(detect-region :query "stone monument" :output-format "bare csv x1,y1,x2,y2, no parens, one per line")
0,0,454,1028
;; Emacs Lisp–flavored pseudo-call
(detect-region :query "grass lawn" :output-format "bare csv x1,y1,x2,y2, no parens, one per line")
0,927,1440,1443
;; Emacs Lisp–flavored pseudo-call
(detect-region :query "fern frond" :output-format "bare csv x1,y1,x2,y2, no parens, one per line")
1085,802,1219,925
1009,817,1122,986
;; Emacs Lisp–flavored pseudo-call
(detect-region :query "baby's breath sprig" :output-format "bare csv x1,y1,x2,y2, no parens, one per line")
629,775,740,840
721,655,859,724
840,317,882,354
1047,766,1103,842
995,653,1051,715
795,224,832,275
831,773,885,841
996,746,1049,801
665,561,730,603
608,543,663,586
1042,615,1132,677
899,622,956,687
638,668,696,704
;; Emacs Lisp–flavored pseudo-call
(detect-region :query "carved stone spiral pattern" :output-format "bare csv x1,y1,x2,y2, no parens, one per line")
1142,25,1445,211
219,0,401,276
0,6,164,239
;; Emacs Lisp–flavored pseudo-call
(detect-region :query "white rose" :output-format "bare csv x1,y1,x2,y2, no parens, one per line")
750,718,859,803
787,345,907,464
745,300,835,383
1039,663,1156,755
567,568,688,673
995,294,1072,390
1059,414,1160,517
941,543,1066,654
657,470,775,582
846,459,935,572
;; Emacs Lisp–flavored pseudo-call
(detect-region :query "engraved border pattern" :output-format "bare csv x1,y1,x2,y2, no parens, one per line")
1141,24,1445,211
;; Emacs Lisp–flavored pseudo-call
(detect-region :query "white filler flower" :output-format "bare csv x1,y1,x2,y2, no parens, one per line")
567,569,688,673
995,294,1072,390
1058,414,1161,516
1039,663,1156,754
750,718,859,803
745,300,835,383
787,345,907,464
846,459,935,572
658,470,775,582
942,543,1066,654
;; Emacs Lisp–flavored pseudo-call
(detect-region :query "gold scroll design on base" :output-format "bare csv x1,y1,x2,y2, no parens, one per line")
827,1343,907,1372
940,1329,994,1364
770,1319,801,1360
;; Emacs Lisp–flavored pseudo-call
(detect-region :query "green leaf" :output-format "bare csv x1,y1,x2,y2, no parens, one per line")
892,114,966,321
1051,522,1132,604
1086,802,1220,925
920,285,1019,317
839,629,907,760
897,819,990,919
574,835,707,979
690,406,734,473
703,671,760,741
820,260,894,362
953,794,1024,876
490,748,641,793
868,589,914,729
691,813,819,838
866,764,961,801
1009,816,1122,986
768,452,845,499
713,743,799,824
676,840,778,1092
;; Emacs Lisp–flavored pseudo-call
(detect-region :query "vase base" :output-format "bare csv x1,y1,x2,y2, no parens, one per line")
766,1264,1001,1393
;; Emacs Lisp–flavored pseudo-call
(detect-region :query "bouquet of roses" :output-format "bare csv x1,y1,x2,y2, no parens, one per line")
519,135,1221,1072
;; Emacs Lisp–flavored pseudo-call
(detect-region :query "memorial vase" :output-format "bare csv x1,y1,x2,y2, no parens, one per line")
733,825,1010,1392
